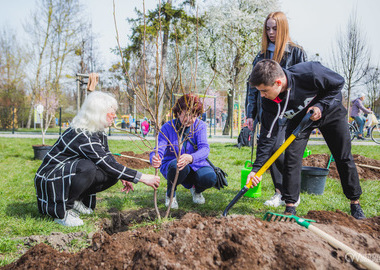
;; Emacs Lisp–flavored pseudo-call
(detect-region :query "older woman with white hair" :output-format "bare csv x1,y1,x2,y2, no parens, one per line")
34,91,160,227
350,92,373,140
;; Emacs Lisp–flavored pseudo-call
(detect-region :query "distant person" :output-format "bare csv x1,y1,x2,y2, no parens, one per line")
141,117,150,137
350,93,372,140
364,106,376,137
246,59,365,220
245,11,307,207
150,94,217,209
221,111,227,128
34,91,160,227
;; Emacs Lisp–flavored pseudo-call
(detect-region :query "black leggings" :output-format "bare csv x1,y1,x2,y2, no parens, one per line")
66,160,118,209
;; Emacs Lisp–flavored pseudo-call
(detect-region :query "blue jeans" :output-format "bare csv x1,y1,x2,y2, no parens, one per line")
166,159,217,197
354,116,365,136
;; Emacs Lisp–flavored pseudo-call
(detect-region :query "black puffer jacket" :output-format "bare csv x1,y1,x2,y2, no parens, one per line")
245,44,307,119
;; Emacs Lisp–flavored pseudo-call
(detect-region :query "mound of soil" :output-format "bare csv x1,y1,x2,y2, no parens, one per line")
114,151,151,169
303,154,380,180
4,210,380,269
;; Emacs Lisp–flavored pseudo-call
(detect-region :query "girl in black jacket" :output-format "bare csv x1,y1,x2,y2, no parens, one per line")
245,11,307,207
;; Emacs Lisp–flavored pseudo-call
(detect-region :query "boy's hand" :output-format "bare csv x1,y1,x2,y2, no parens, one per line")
308,106,322,121
246,171,262,188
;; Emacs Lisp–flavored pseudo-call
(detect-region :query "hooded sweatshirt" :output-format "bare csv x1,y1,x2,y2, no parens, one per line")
252,61,345,172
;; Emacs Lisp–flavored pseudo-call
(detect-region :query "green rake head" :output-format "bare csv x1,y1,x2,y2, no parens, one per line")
263,211,316,228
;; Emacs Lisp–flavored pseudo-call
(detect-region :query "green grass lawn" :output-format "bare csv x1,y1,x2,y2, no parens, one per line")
0,137,379,265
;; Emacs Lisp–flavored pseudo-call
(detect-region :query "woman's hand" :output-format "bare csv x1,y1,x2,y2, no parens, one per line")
121,180,134,194
152,154,162,168
177,154,193,171
246,171,262,188
139,174,160,190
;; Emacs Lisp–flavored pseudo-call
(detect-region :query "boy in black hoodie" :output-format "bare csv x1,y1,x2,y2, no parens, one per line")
246,59,365,219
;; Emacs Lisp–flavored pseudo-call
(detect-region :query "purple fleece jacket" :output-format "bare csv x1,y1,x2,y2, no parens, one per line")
149,118,210,179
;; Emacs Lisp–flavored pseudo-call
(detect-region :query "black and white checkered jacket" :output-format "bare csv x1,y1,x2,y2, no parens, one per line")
34,127,141,219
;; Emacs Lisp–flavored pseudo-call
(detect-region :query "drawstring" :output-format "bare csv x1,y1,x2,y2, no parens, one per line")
267,103,281,138
267,88,290,138
279,89,290,119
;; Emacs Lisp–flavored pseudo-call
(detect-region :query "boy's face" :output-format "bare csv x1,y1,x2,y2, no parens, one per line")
256,80,282,100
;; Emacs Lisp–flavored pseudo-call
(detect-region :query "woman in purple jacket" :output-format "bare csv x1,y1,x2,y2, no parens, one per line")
150,94,217,209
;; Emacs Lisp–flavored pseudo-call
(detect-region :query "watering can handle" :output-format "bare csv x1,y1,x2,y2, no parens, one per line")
244,160,252,168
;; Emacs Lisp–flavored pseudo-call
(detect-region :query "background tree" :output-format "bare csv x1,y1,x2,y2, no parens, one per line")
73,25,100,107
364,65,380,110
0,27,29,129
197,0,278,135
25,0,89,128
331,9,371,113
122,0,199,121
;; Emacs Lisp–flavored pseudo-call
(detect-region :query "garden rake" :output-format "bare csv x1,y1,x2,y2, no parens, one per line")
263,212,380,270
222,110,314,217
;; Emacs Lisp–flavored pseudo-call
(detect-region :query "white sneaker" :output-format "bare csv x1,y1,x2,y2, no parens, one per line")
190,187,205,204
294,196,301,207
54,209,84,227
73,201,93,215
165,195,178,209
264,193,285,207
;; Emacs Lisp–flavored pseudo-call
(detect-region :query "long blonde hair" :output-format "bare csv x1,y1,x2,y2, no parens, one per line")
71,91,118,134
261,11,297,63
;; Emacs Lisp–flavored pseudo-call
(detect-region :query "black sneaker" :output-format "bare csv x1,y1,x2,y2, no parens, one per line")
357,136,366,140
351,204,366,220
284,206,296,216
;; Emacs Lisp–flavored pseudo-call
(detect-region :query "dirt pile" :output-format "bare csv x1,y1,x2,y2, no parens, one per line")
4,210,380,269
114,151,151,169
303,154,380,180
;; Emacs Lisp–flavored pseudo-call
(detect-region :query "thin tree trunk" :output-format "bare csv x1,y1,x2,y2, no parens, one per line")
223,89,234,135
157,0,171,123
157,28,169,123
154,131,161,220
26,97,35,129
165,167,179,218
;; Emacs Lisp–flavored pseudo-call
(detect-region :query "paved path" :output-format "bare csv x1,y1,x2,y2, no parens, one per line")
1,132,378,146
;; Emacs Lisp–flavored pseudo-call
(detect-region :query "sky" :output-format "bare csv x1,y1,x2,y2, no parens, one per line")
1,0,379,68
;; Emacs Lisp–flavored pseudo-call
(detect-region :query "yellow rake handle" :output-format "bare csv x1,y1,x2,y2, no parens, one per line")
246,134,296,188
